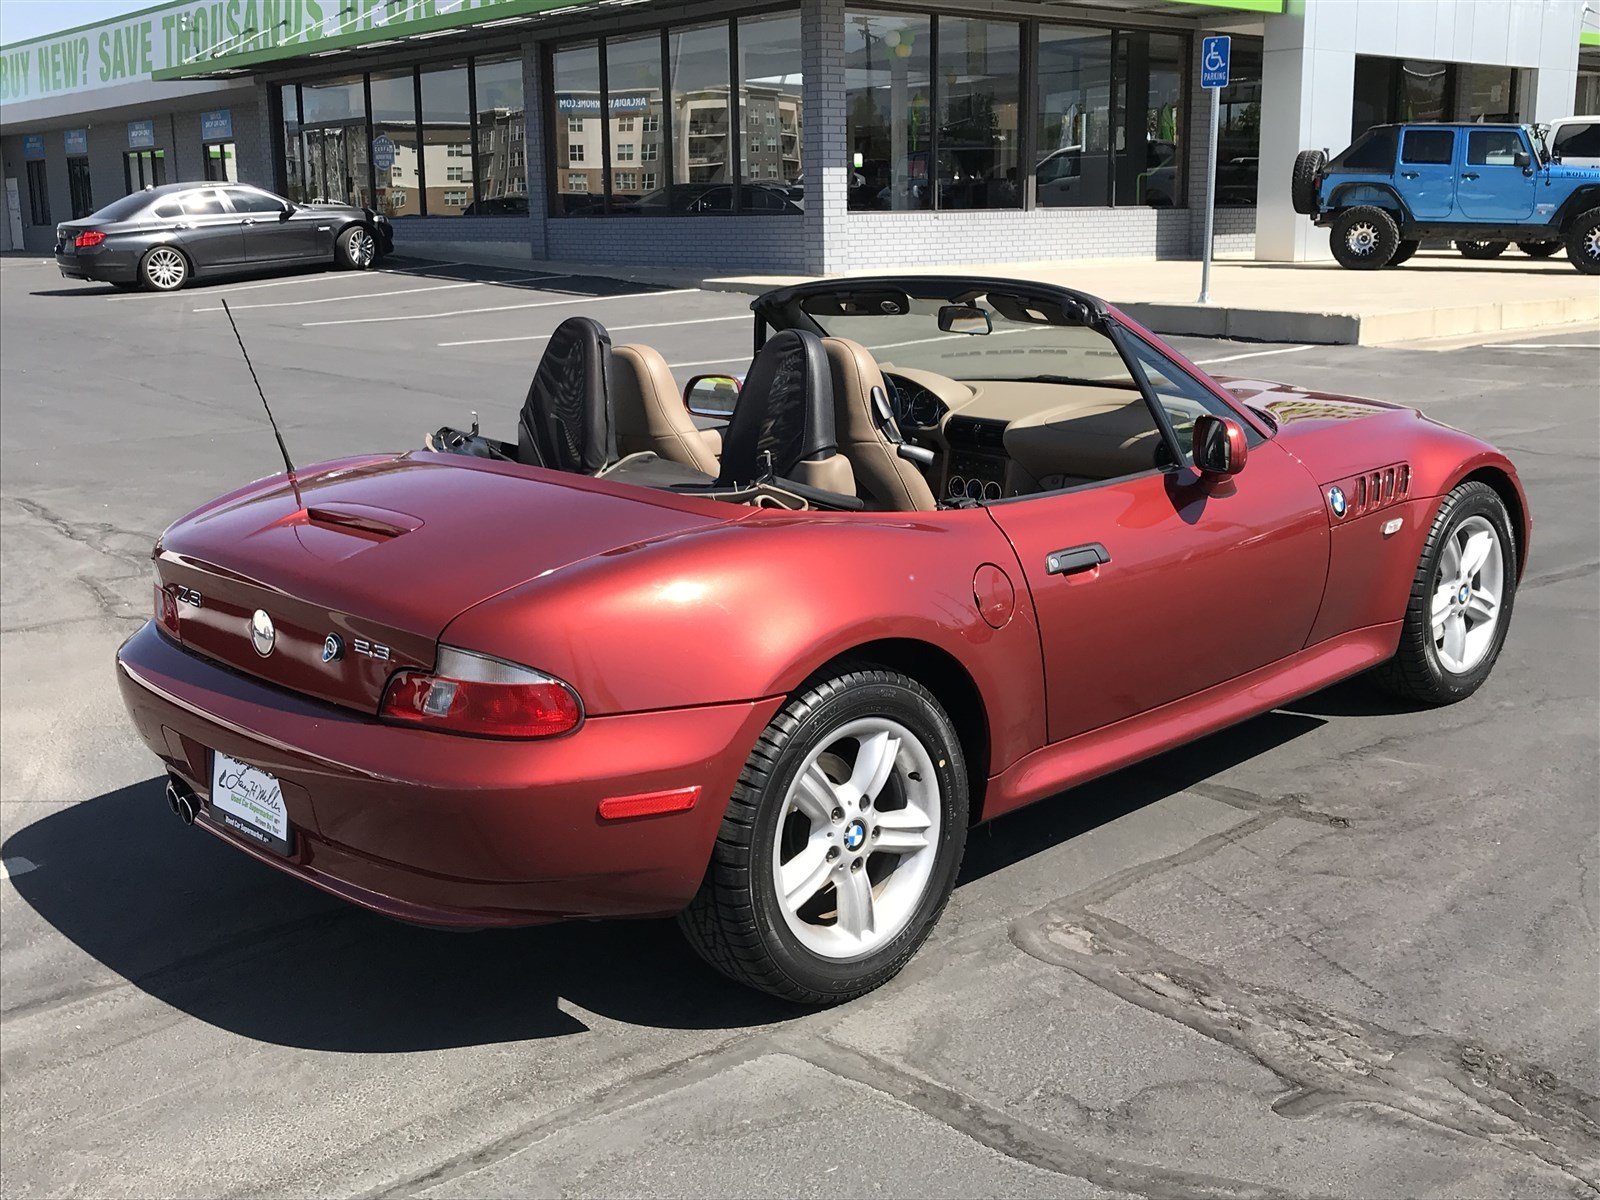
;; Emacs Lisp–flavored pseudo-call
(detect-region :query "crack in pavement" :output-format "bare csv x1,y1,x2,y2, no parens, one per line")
1011,911,1600,1194
790,1037,1299,1200
7,497,155,569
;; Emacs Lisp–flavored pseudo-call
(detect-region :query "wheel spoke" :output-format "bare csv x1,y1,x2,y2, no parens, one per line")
1442,612,1468,667
1458,531,1495,583
1465,588,1497,624
848,731,900,805
834,866,875,939
1431,584,1454,638
1439,536,1462,583
791,763,837,824
779,835,833,909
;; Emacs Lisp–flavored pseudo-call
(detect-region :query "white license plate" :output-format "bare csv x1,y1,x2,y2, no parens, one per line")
210,751,290,849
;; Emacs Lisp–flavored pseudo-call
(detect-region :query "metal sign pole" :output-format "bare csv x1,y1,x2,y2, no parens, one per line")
1198,34,1229,305
1199,83,1219,304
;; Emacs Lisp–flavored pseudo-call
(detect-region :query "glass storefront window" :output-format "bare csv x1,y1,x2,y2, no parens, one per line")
301,76,370,207
1036,26,1115,208
845,11,932,211
1454,64,1517,122
552,43,603,215
937,19,1021,209
370,69,421,218
281,84,306,202
1398,59,1449,123
473,57,527,215
204,142,239,182
1215,36,1260,206
1114,32,1184,207
606,33,664,214
422,63,473,216
737,13,804,208
671,23,732,212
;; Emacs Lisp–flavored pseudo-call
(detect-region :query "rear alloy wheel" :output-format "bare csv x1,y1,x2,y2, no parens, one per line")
139,245,189,291
1372,481,1517,706
1330,206,1399,269
1564,208,1600,275
1387,239,1420,267
1516,240,1561,258
336,225,376,270
1456,239,1509,259
679,669,968,1004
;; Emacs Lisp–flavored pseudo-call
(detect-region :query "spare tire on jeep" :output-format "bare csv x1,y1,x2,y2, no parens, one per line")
1291,150,1326,216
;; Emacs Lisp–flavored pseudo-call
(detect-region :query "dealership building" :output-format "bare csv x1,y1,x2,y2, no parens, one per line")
2,0,1596,272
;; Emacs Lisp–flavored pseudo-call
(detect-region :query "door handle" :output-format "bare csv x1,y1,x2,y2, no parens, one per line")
1400,171,1419,179
240,217,258,225
1046,543,1110,576
1460,172,1480,181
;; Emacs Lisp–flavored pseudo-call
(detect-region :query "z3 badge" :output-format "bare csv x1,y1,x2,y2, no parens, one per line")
352,636,390,661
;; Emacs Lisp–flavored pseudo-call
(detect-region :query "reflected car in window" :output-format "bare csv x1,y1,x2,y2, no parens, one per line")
54,181,394,292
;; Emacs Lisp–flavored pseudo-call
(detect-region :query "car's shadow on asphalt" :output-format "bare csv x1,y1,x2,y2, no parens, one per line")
4,695,1356,1051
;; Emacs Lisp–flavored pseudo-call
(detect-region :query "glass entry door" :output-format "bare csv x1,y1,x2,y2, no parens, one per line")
124,149,167,192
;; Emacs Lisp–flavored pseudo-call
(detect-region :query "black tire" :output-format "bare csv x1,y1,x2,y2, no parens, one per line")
1330,206,1400,269
1386,239,1420,267
1516,240,1561,258
1564,207,1600,275
137,245,190,291
679,669,969,1005
1455,239,1509,259
1290,149,1326,216
335,224,377,270
108,281,139,291
1371,481,1517,706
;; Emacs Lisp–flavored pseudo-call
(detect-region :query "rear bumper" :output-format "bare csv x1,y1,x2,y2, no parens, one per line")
116,621,779,927
55,248,138,282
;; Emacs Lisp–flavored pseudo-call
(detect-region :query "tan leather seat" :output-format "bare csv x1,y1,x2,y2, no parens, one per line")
821,337,937,512
610,343,721,475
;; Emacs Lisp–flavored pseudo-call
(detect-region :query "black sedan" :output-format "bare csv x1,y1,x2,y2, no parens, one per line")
55,182,394,292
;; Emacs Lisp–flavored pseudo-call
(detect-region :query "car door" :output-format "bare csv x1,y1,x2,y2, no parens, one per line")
1397,128,1457,219
226,187,326,263
984,331,1329,744
170,188,245,269
1456,128,1536,221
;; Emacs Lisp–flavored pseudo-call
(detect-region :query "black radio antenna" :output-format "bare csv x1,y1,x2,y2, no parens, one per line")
220,297,304,511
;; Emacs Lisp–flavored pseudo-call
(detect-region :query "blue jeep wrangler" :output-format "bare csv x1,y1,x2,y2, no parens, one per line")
1292,123,1600,273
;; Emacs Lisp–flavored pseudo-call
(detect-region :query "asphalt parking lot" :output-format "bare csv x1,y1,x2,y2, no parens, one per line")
1,253,1596,1199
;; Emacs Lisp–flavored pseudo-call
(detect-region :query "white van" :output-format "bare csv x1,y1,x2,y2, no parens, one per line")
1546,116,1600,168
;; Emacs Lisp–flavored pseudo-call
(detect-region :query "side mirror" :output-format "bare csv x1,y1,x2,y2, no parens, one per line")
937,304,991,335
279,202,295,219
684,373,739,418
1192,414,1249,479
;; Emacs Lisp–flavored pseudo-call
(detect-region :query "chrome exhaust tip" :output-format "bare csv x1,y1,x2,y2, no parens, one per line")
166,777,197,826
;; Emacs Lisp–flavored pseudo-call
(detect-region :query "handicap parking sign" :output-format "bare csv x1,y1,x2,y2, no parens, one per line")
1201,36,1230,89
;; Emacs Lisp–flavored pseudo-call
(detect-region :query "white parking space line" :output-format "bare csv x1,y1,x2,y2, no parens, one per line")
1,856,39,880
667,356,752,369
105,261,472,301
193,273,570,313
1494,343,1600,350
438,312,750,347
1194,344,1314,365
303,287,700,328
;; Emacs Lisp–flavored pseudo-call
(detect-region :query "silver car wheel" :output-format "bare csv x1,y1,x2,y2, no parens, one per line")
348,228,374,267
1346,222,1379,256
144,247,186,289
1431,514,1505,674
770,716,941,962
1584,225,1600,263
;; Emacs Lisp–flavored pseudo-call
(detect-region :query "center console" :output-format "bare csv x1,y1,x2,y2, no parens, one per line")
943,416,1009,503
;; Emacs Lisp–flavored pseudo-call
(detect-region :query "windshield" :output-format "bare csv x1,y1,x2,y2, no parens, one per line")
806,296,1129,384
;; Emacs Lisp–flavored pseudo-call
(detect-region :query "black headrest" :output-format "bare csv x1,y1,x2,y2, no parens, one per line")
518,317,616,473
716,329,837,487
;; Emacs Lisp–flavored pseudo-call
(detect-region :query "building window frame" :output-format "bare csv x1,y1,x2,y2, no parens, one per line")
25,159,50,226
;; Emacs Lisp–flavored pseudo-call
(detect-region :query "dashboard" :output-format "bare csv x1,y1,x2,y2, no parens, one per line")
882,372,946,430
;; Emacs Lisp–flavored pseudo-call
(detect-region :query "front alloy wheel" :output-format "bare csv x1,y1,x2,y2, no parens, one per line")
1565,208,1600,275
680,669,968,1004
336,225,376,269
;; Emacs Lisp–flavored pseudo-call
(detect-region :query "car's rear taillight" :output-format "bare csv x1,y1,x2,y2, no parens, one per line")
381,647,582,739
74,230,105,249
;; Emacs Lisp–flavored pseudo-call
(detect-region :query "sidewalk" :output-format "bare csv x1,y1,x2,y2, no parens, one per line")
397,239,1600,346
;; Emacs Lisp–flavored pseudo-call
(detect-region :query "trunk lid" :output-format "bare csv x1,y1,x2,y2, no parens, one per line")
156,452,735,712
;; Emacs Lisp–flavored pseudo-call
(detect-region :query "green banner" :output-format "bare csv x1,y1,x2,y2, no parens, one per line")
0,0,558,100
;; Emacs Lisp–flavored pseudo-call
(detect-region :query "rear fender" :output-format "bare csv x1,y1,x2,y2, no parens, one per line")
1329,181,1410,219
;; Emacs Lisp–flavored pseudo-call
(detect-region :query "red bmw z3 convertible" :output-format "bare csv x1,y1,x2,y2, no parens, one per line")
116,276,1528,1004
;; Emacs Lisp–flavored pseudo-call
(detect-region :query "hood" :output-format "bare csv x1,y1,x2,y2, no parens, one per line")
155,452,736,712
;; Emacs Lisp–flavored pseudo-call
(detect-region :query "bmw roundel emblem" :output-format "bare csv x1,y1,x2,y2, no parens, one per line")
843,819,867,852
1327,486,1348,518
322,633,343,663
250,609,276,657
